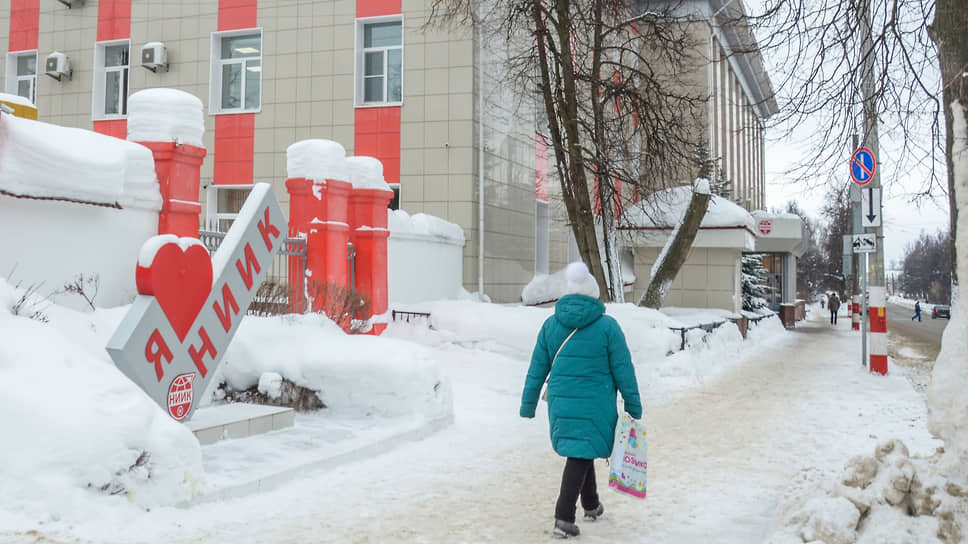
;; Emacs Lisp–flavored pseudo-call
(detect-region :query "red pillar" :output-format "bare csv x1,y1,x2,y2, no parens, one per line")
349,187,393,335
852,299,861,331
138,141,207,238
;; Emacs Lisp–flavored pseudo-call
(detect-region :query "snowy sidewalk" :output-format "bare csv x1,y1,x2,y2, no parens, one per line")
101,309,938,544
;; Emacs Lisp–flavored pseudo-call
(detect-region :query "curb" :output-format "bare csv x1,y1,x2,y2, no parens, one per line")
182,413,454,506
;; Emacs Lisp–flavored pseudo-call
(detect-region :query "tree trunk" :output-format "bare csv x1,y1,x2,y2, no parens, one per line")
638,188,711,308
930,0,966,289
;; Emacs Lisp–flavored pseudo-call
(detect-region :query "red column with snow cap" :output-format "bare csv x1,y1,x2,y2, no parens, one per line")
852,298,861,331
868,286,888,374
286,140,351,318
127,89,207,238
347,156,393,335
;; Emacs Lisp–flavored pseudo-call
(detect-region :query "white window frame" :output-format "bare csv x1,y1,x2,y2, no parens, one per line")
209,28,263,115
206,185,254,232
354,16,403,107
91,40,130,120
5,50,38,105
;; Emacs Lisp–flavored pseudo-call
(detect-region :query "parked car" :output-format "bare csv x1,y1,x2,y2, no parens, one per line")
932,305,951,319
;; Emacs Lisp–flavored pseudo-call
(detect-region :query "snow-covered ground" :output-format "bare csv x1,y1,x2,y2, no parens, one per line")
3,278,965,543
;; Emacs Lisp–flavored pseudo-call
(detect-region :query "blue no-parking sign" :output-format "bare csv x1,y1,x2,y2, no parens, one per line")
850,147,876,185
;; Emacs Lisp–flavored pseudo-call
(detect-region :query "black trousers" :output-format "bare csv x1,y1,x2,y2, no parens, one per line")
830,310,838,324
554,457,600,523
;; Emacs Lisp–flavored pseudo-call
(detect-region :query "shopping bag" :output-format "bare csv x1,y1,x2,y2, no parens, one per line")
608,412,647,499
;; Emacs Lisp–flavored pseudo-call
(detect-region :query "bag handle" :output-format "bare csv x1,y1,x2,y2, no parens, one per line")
541,328,579,401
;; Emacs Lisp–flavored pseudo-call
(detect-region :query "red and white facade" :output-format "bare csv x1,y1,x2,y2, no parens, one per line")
2,0,775,304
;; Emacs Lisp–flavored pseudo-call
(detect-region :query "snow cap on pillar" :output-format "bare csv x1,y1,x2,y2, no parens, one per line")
346,156,391,190
127,88,204,147
286,139,349,182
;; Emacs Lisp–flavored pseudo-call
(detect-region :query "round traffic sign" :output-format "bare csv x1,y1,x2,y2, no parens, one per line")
850,147,876,185
758,219,773,235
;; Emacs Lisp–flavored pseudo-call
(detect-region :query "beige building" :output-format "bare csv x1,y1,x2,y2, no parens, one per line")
2,0,784,307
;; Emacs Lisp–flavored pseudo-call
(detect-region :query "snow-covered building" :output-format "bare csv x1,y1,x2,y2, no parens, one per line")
1,0,786,305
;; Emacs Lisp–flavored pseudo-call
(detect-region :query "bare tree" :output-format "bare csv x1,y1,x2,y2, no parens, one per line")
750,0,963,286
429,0,713,302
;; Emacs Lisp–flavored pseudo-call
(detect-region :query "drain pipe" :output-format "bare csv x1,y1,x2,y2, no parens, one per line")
476,16,486,297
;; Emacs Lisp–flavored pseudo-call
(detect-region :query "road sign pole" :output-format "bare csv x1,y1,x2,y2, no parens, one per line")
862,252,869,369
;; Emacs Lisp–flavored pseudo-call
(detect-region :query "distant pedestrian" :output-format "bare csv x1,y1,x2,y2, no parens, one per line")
520,261,643,538
912,300,922,322
828,293,841,325
820,296,825,310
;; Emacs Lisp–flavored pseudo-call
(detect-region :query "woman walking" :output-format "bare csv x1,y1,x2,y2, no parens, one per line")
520,262,643,538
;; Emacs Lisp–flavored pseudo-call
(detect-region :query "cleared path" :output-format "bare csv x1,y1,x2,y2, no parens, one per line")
88,309,936,544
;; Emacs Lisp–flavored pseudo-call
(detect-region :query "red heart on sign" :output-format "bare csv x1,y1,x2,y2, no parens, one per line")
136,240,213,342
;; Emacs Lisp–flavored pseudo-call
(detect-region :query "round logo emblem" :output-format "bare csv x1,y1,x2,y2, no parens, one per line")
758,219,773,236
167,372,196,421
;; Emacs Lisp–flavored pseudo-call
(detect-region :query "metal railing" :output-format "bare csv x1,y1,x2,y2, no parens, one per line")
198,229,307,314
668,312,775,351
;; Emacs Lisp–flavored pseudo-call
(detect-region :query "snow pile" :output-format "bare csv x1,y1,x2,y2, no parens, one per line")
0,278,203,519
766,439,965,544
213,313,452,420
126,88,205,147
388,209,465,243
286,139,349,182
925,101,968,478
621,184,756,231
0,92,33,107
0,114,160,207
521,267,570,305
346,155,391,190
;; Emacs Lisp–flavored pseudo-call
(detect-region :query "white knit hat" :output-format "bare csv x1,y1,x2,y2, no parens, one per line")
564,261,600,299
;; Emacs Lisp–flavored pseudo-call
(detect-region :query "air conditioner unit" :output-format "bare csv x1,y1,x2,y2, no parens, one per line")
141,42,168,73
56,0,84,7
45,51,72,81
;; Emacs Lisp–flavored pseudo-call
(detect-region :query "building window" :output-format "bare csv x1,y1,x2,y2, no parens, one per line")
206,185,252,232
211,30,262,113
92,41,129,118
5,51,37,104
356,18,402,105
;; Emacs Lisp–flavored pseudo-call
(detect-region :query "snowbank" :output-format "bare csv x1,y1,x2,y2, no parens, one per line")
213,313,452,421
0,92,33,107
0,113,160,207
0,278,202,520
126,88,204,147
389,209,465,243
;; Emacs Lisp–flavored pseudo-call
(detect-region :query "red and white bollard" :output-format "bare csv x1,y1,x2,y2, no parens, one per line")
868,286,888,374
852,298,861,331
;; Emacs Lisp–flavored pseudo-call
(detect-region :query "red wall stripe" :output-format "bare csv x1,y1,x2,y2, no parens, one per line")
91,0,131,137
8,0,39,52
535,133,548,202
213,0,258,185
92,120,127,140
354,2,402,188
214,114,255,185
357,0,400,18
96,0,131,42
218,0,258,31
354,107,401,185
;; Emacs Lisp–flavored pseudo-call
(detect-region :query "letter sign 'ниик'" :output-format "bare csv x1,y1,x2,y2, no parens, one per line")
107,183,284,421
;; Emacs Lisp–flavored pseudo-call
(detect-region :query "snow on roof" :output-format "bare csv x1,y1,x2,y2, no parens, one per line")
286,139,349,182
346,156,391,191
620,184,755,231
0,113,161,209
126,88,204,147
752,210,801,220
0,92,34,108
388,209,465,243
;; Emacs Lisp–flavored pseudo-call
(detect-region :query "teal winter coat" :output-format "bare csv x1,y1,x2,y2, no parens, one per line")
520,294,643,459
